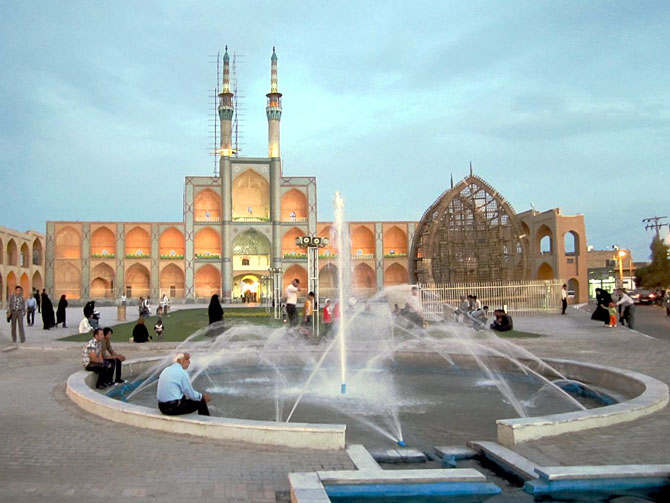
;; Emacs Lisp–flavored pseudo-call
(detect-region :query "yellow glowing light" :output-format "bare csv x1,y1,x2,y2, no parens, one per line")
618,250,626,258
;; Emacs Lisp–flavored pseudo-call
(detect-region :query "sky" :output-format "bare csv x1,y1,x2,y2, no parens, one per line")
1,1,668,261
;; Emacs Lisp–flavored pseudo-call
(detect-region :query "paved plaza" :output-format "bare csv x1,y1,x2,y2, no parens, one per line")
1,304,669,502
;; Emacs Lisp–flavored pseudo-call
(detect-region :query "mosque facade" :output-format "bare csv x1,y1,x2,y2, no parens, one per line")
45,49,587,305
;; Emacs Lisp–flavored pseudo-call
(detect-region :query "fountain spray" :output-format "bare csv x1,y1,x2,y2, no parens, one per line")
334,192,348,394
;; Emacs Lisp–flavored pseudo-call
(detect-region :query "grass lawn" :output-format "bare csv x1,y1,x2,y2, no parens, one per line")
57,307,285,343
494,329,543,338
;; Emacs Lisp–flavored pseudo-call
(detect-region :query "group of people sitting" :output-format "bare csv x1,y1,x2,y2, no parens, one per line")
81,327,126,389
453,294,513,332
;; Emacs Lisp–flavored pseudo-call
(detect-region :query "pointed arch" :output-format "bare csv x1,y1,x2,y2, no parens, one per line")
125,263,150,299
351,226,375,256
7,239,18,265
32,270,43,292
91,226,115,256
281,189,308,221
125,226,151,257
195,264,220,298
55,226,81,259
384,263,408,286
411,175,528,283
537,262,554,280
318,224,338,257
194,189,221,221
160,263,185,298
319,263,338,299
282,227,304,256
159,227,185,258
54,262,81,299
383,226,407,256
537,225,553,255
19,243,29,267
32,238,43,265
91,263,115,298
232,169,270,220
20,272,29,293
6,271,17,295
282,265,307,293
352,263,376,297
195,227,221,257
564,230,579,256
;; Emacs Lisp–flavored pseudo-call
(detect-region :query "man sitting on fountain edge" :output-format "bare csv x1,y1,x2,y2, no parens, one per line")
157,352,211,416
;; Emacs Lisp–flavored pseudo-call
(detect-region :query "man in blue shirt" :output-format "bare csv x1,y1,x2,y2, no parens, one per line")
156,352,211,416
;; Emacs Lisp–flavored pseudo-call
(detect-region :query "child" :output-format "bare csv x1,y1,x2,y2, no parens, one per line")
154,318,164,341
606,302,617,328
323,298,333,336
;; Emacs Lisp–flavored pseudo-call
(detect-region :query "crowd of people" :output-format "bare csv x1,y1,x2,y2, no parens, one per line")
591,287,637,328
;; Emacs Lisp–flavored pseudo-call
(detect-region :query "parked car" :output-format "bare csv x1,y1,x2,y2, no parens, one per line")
631,289,657,305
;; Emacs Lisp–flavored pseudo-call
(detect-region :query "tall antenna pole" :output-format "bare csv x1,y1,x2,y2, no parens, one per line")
642,216,669,238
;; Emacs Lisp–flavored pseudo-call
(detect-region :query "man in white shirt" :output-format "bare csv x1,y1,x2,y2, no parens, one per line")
616,288,635,328
285,279,300,326
561,284,568,315
406,286,424,327
157,353,211,416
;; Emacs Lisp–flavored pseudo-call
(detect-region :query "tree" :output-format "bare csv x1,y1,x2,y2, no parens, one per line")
635,237,670,288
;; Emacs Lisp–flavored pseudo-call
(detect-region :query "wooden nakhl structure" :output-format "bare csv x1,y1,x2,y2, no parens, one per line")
410,174,529,283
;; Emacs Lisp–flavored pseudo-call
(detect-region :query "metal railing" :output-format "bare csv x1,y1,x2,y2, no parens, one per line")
419,280,564,317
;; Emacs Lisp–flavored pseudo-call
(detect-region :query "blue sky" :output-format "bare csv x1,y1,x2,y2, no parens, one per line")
1,1,668,261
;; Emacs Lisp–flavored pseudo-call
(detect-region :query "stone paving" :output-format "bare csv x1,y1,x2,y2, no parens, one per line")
0,304,669,502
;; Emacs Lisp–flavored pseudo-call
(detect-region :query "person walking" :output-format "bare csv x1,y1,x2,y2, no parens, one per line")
56,294,68,328
41,290,55,330
6,286,26,343
561,284,568,315
285,278,300,326
34,289,41,314
26,294,37,326
208,294,223,325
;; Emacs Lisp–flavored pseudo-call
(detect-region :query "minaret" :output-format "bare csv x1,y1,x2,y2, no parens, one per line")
266,47,282,158
218,46,234,157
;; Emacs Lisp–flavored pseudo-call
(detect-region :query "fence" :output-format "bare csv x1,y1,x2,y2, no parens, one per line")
419,280,564,317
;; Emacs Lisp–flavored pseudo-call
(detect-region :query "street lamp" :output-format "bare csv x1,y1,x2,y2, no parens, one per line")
296,235,330,336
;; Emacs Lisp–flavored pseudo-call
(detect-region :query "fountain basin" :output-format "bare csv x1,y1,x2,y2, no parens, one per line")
65,353,668,449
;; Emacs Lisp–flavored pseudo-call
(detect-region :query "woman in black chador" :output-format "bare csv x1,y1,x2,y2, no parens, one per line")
41,291,56,330
208,294,224,325
56,295,68,328
591,288,612,325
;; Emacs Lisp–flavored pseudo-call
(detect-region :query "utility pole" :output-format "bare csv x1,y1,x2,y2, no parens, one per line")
642,216,669,238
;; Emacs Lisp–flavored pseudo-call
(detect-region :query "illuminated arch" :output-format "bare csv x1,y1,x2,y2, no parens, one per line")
383,226,407,256
125,263,150,298
32,238,43,265
195,227,221,257
319,264,338,299
194,189,221,221
54,262,81,299
91,227,115,256
7,271,17,293
125,227,151,257
55,226,81,259
20,272,29,293
232,169,269,220
282,227,304,256
318,225,338,257
90,263,115,298
7,239,18,265
195,264,220,298
159,227,185,258
352,263,376,296
411,175,528,283
384,263,408,286
351,226,375,256
160,263,185,298
282,265,307,293
281,189,307,221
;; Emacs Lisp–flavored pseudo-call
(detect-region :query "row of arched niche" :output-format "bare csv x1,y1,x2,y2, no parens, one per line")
54,224,411,261
0,237,43,267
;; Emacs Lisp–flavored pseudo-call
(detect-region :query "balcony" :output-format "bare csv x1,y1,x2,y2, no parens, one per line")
352,253,374,260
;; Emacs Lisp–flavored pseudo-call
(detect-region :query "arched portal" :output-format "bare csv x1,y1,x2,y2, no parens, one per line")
195,264,221,298
352,263,376,297
233,274,260,302
195,228,221,258
160,263,185,299
159,227,185,258
54,262,81,299
32,238,43,265
351,226,375,257
537,262,554,281
125,227,151,257
91,263,115,298
91,227,115,256
232,169,269,220
282,227,304,257
318,225,338,258
20,272,29,293
384,263,408,285
6,271,17,297
20,243,29,267
319,264,338,299
564,231,579,256
233,229,270,270
567,277,579,302
281,189,307,221
282,265,307,293
384,226,407,256
55,227,81,259
7,239,18,265
32,270,43,292
125,263,150,299
194,189,221,221
537,225,553,255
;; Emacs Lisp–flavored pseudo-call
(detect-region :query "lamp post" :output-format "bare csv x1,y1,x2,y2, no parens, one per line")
296,235,330,337
268,267,283,320
613,246,626,288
